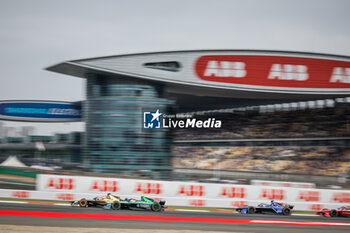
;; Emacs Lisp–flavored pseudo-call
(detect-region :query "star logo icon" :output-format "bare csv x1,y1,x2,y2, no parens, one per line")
150,109,161,122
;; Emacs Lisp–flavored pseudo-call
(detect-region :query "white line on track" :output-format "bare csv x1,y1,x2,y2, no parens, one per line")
292,214,317,217
171,209,211,212
250,220,350,226
0,200,29,204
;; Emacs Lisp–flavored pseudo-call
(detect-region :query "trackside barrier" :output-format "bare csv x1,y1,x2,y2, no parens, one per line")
4,174,342,211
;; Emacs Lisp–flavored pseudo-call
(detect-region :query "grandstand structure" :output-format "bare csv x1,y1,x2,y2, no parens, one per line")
173,97,350,184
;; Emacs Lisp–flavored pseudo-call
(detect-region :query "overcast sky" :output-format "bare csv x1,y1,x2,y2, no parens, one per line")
0,0,349,135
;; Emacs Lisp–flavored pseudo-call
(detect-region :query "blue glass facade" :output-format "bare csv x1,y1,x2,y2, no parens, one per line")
85,76,173,179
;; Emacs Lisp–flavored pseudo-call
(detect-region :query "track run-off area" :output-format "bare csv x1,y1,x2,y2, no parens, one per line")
0,202,350,233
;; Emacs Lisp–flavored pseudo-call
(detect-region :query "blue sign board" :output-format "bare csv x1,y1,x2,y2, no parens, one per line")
143,109,162,129
0,101,82,122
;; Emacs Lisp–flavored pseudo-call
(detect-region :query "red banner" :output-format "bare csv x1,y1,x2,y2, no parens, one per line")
195,55,350,89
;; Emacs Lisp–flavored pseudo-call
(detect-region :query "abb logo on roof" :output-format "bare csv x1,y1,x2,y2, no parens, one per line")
203,61,246,78
195,55,350,88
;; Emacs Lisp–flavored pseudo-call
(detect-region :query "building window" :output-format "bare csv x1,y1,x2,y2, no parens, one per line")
144,61,181,72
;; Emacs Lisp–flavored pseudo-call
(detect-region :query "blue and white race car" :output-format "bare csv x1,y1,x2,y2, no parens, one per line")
236,200,293,215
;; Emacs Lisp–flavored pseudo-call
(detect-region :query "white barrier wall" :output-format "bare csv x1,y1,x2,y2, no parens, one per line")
32,174,350,211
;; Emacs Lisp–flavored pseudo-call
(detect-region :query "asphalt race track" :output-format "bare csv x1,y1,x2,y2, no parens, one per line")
0,202,349,233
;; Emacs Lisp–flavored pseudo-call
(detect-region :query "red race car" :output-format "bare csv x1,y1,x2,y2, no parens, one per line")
317,206,350,217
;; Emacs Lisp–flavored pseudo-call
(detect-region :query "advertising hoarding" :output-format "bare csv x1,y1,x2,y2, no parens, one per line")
0,101,82,122
34,174,350,210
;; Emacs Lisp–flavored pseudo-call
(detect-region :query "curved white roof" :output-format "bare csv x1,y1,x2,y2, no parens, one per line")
47,50,350,99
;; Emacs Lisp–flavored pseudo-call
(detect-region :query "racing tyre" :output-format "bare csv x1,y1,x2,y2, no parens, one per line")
248,206,255,214
112,201,121,210
330,209,338,217
79,199,88,207
282,207,291,216
151,203,162,212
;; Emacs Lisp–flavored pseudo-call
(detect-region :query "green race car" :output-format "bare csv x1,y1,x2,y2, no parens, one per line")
106,195,166,212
